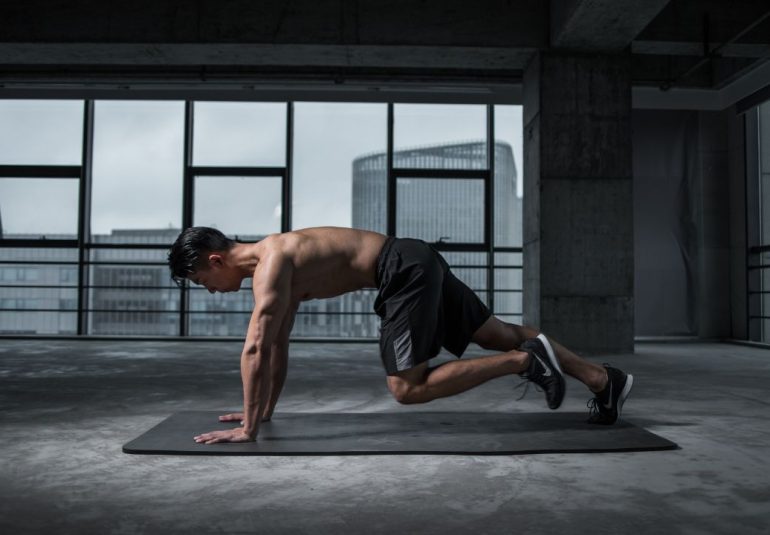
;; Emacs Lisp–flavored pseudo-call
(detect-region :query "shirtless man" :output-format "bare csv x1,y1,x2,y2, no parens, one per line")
166,226,633,444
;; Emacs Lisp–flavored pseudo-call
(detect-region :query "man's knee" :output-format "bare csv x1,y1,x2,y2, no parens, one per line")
386,377,416,404
386,365,428,404
389,384,414,404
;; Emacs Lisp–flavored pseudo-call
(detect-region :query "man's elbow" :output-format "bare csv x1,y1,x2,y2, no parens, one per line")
242,342,271,358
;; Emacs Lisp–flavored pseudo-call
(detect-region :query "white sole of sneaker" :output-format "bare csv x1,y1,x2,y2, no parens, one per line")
536,333,564,376
617,373,634,418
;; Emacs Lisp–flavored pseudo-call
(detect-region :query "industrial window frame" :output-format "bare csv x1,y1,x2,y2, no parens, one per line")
0,99,523,338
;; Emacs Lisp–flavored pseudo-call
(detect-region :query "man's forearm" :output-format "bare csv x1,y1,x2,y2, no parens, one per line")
261,345,288,420
240,348,271,438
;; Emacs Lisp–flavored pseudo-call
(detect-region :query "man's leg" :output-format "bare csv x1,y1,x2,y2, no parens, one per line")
386,350,532,404
386,315,607,405
469,315,634,425
471,316,608,393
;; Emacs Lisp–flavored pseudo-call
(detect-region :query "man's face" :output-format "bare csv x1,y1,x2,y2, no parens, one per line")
188,255,239,294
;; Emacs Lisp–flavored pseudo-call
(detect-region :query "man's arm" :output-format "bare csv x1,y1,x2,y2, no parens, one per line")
240,252,293,439
261,302,298,421
194,251,292,445
217,304,298,425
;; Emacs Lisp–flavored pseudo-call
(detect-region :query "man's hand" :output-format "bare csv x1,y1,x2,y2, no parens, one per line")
219,412,244,424
219,412,272,423
193,427,255,445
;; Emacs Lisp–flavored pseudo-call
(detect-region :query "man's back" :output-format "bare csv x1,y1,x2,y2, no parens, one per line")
259,227,387,303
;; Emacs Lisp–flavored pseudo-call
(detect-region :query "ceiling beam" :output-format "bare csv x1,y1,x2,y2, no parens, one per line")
551,0,671,50
0,43,536,71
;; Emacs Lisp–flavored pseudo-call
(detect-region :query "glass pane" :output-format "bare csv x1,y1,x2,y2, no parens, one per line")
293,103,387,231
0,311,77,335
441,251,487,267
188,284,252,336
0,178,79,239
762,173,770,245
88,312,179,336
193,102,286,167
494,252,522,265
494,267,522,292
493,291,523,316
0,247,78,263
494,105,524,247
494,250,522,316
293,291,379,338
0,264,77,286
0,287,78,308
87,248,179,335
0,245,79,334
353,151,388,234
396,177,485,243
91,101,184,242
193,176,282,240
0,100,83,165
394,104,487,169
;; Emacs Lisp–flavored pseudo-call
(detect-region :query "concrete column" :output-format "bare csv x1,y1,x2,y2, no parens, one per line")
523,51,633,354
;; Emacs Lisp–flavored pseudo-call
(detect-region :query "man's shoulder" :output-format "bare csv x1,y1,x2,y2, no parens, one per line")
263,227,387,263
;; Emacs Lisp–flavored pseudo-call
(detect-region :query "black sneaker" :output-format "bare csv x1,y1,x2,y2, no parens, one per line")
518,334,566,410
587,364,634,425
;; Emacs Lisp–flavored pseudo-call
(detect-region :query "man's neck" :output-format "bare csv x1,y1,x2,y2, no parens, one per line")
229,242,261,279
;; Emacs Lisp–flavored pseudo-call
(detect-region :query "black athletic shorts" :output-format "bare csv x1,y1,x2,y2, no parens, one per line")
373,237,492,375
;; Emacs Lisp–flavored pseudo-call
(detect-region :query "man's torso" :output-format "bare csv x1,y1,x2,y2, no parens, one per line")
255,227,388,305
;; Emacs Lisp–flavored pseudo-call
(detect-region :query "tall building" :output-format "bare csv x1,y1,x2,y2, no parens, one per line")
352,141,520,247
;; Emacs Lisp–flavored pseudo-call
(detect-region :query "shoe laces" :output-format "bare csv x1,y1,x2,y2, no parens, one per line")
586,397,601,418
514,376,544,401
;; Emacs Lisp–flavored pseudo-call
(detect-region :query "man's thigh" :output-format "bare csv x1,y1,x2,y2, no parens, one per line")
441,270,492,356
387,361,429,388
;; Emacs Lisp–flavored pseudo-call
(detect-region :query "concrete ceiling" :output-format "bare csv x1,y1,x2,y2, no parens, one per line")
0,0,768,99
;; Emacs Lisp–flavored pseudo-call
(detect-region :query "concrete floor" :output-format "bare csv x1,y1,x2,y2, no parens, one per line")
0,339,769,535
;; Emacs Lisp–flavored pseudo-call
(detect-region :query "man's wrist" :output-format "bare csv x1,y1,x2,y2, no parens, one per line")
242,422,258,439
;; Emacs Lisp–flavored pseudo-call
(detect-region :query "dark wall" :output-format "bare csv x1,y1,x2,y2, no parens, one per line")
633,108,743,338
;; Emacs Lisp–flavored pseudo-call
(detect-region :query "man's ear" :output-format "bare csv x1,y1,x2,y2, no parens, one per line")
207,253,225,269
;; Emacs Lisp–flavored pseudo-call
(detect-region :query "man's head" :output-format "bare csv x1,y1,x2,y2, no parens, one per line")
167,227,237,291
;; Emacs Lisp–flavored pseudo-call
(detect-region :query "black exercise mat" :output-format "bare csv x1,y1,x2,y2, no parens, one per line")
123,411,677,455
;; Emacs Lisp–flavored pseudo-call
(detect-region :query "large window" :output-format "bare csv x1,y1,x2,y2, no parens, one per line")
91,101,185,242
0,100,83,334
0,98,523,337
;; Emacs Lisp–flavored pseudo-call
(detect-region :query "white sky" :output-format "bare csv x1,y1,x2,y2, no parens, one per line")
0,99,523,237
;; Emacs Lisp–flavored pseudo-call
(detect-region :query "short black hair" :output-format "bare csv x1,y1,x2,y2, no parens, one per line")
167,227,236,287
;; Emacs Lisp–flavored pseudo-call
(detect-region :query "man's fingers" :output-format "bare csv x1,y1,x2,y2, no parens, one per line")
218,413,244,422
195,430,236,444
194,432,219,443
194,428,252,444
